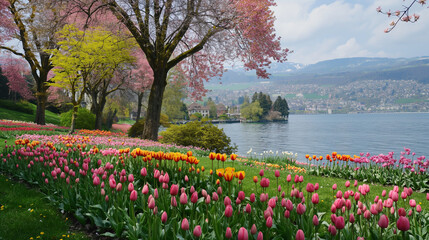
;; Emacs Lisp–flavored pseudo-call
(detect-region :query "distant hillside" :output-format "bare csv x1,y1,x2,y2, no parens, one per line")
219,56,429,85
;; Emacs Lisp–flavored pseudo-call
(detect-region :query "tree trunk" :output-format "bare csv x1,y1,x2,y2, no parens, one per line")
69,105,78,134
142,70,168,141
94,98,106,130
35,90,47,125
136,92,144,122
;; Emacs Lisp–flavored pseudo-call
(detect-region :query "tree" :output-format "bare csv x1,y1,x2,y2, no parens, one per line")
207,97,217,119
240,101,263,122
0,55,33,101
0,0,72,124
377,0,427,33
49,24,134,133
273,96,289,117
162,69,188,121
81,0,289,140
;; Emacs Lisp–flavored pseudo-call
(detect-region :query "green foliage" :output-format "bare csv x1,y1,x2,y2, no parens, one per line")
128,114,170,138
159,121,237,154
207,97,217,118
240,101,263,121
0,103,60,125
190,112,203,121
272,96,289,117
162,70,188,120
0,99,34,114
60,107,95,130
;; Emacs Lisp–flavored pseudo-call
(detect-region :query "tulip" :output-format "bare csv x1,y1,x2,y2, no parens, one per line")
251,224,257,235
298,175,304,182
180,192,188,205
170,184,179,196
225,205,233,218
259,169,264,177
128,174,134,182
364,210,371,219
345,180,350,188
398,208,406,216
181,218,189,230
275,170,280,177
409,199,416,208
128,183,134,192
296,229,305,240
336,190,343,199
250,193,256,203
349,213,355,223
397,216,410,231
382,190,386,197
416,204,422,213
378,214,389,228
328,224,337,236
266,216,273,228
260,178,270,188
191,191,198,204
140,167,147,177
225,227,232,239
315,182,319,191
212,192,219,201
286,199,293,211
254,232,262,240
237,227,248,240
93,176,100,186
142,184,149,195
311,193,319,204
286,174,292,182
160,211,168,223
332,184,337,190
297,203,306,215
426,193,429,201
130,190,138,201
306,183,315,193
217,186,222,195
313,215,319,226
245,204,251,214
354,192,360,201
116,183,122,192
238,191,245,201
193,225,202,238
268,198,276,208
224,196,231,206
284,210,290,218
171,196,177,207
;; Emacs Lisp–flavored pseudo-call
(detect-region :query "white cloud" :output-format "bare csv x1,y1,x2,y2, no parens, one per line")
273,0,429,64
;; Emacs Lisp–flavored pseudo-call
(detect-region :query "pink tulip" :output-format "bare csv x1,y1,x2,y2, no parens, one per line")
349,213,355,223
401,191,407,199
336,191,343,199
184,175,189,182
191,191,198,204
245,204,251,214
312,193,319,204
130,190,138,201
409,199,416,208
306,183,315,193
148,197,155,209
398,208,406,216
225,205,233,218
328,224,337,236
257,232,263,240
190,186,195,194
407,187,413,196
116,183,122,192
378,214,389,228
364,210,371,219
397,216,410,231
225,227,232,239
266,216,273,228
251,224,257,234
181,218,189,230
313,215,319,226
332,184,337,190
238,191,245,201
315,183,319,191
140,167,147,177
392,191,399,202
128,174,134,182
345,180,350,188
163,173,169,183
161,211,168,223
212,192,219,201
171,196,177,207
297,203,306,215
170,184,179,196
142,184,149,195
237,227,248,240
284,210,290,218
370,204,378,215
250,193,255,203
382,190,386,197
128,183,134,192
296,229,305,240
298,175,304,182
93,176,100,186
180,192,188,205
268,198,276,208
217,186,222,195
354,192,360,201
260,178,270,188
259,169,264,177
274,170,280,177
426,193,429,201
416,205,422,213
354,180,358,187
193,225,202,238
224,196,231,206
286,174,292,182
286,199,293,211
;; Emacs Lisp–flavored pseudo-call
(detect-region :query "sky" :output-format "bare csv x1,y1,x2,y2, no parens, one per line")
273,0,429,64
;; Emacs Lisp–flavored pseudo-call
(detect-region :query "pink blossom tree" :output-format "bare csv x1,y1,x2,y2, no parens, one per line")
78,0,289,140
0,55,33,101
377,0,427,32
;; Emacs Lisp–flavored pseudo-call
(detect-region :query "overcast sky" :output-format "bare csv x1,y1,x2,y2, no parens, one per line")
273,0,429,64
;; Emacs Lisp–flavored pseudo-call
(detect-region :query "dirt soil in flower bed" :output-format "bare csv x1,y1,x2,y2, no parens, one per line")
111,124,131,133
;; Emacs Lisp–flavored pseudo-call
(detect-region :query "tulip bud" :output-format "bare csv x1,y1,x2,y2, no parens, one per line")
225,205,233,218
130,190,138,201
225,227,232,239
378,214,389,228
161,211,167,223
313,215,319,226
257,232,263,240
193,225,202,238
237,227,248,240
251,224,257,235
397,216,410,231
296,229,305,240
181,218,189,230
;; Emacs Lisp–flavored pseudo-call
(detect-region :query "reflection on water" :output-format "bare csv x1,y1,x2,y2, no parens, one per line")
217,113,429,162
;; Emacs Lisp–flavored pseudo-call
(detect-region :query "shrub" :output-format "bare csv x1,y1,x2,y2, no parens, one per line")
128,114,171,138
159,121,237,154
60,107,95,130
0,99,34,114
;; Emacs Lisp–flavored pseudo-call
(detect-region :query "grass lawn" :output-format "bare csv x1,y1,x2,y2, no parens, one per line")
0,105,61,125
0,174,89,240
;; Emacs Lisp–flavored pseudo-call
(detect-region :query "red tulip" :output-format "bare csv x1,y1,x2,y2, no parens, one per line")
286,199,293,211
284,210,290,218
245,204,251,214
237,227,248,240
378,214,389,228
238,191,245,201
259,169,264,177
398,207,406,216
397,216,410,231
193,225,202,238
170,184,179,196
349,213,355,223
130,190,138,201
328,224,337,236
250,193,255,203
181,218,189,230
161,211,168,223
274,170,280,177
296,229,305,240
93,176,100,186
224,196,231,206
191,191,198,204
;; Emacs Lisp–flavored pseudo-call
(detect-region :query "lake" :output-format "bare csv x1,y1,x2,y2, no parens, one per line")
217,113,429,162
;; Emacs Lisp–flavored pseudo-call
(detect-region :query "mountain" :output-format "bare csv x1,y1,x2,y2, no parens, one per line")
218,56,429,85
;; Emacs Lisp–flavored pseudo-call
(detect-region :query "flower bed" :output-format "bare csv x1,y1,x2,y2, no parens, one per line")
1,138,428,239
